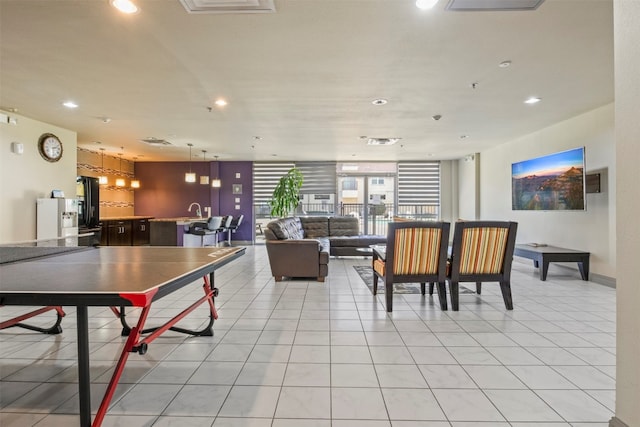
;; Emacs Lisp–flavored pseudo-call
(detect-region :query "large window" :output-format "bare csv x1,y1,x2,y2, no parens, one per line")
254,161,441,240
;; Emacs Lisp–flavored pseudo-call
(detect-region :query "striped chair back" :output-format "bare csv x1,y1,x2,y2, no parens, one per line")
459,227,509,274
449,221,518,280
393,227,443,275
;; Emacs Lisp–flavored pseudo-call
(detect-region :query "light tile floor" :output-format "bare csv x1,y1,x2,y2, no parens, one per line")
0,245,616,426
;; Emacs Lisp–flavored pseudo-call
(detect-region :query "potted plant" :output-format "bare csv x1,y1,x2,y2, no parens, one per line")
270,167,304,218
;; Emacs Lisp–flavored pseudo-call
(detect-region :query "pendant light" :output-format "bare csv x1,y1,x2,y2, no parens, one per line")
185,143,196,183
200,150,210,185
211,155,221,188
115,152,126,187
130,156,140,189
98,148,108,185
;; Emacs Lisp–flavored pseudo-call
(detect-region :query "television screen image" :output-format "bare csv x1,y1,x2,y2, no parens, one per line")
512,147,586,211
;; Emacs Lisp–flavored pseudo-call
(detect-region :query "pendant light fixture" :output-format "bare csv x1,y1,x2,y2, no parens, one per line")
98,148,108,185
130,156,140,189
211,155,221,188
115,151,126,187
200,150,210,185
185,143,196,183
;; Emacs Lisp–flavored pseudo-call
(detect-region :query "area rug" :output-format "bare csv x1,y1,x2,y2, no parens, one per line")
353,265,475,295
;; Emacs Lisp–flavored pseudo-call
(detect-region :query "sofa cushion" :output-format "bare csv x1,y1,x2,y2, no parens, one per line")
267,217,304,240
300,217,329,238
328,216,360,236
329,235,387,247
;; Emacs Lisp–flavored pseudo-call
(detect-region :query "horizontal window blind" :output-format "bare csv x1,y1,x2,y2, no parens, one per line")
295,161,337,195
397,162,440,205
252,162,295,204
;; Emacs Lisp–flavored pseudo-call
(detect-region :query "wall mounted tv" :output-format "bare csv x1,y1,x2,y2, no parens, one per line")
512,147,586,211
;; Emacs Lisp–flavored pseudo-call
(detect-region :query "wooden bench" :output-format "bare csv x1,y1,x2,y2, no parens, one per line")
514,244,590,281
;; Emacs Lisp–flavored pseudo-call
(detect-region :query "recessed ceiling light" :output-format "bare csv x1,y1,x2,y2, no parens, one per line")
111,0,139,14
524,97,542,104
416,0,438,10
371,99,388,106
63,101,78,109
214,99,228,107
499,60,512,68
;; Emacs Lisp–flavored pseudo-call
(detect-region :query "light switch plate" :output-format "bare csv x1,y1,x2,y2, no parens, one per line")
235,173,241,179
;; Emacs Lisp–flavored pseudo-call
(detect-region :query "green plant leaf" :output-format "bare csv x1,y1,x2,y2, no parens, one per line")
269,168,304,217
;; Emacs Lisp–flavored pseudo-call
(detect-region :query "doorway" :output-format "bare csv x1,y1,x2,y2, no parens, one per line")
337,173,396,236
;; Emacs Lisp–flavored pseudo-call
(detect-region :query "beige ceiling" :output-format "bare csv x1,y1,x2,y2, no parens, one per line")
0,0,613,162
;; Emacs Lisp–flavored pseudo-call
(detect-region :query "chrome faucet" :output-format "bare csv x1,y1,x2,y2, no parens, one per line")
188,202,202,218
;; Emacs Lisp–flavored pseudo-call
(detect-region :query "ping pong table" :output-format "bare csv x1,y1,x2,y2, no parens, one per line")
0,245,245,427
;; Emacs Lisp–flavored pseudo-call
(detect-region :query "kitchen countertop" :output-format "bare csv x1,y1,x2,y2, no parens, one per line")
149,217,206,225
100,216,154,221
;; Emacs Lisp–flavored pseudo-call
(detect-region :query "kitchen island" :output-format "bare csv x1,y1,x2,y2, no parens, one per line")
150,217,219,247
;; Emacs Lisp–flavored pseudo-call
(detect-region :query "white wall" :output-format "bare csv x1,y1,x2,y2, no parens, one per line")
458,153,479,220
614,1,640,425
439,160,458,227
477,103,615,280
0,111,77,243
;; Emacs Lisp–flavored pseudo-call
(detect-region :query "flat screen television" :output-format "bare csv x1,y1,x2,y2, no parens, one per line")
512,147,586,211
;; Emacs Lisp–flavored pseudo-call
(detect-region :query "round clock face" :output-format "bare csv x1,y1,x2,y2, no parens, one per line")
38,133,63,162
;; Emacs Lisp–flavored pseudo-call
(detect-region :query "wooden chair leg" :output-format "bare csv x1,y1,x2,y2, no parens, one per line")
436,281,447,310
429,283,435,295
274,276,283,282
499,280,514,310
421,283,426,295
449,281,460,311
385,282,393,312
476,282,482,294
373,273,378,295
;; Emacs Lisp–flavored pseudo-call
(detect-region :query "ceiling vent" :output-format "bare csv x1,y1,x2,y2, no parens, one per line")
366,138,400,146
140,137,172,146
179,0,276,14
445,0,545,11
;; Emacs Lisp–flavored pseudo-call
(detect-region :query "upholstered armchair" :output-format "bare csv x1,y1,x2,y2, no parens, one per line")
372,221,450,312
447,221,518,311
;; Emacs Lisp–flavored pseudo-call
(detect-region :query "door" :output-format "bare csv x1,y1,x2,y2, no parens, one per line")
337,175,395,236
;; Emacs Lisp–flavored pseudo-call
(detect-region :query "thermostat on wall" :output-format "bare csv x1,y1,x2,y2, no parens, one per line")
11,142,24,155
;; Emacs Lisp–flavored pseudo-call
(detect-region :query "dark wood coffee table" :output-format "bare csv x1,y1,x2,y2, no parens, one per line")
514,244,590,281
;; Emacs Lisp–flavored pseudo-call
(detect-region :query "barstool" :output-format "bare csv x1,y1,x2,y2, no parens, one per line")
188,216,223,247
226,215,244,245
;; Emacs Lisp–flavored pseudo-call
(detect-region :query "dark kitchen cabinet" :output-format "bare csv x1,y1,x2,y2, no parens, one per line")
99,217,154,246
107,220,132,246
99,221,108,246
132,218,150,246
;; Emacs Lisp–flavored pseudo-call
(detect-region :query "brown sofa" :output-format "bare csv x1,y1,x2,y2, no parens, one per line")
264,216,386,282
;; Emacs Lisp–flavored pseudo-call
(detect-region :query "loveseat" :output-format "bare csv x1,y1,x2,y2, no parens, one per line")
264,216,386,282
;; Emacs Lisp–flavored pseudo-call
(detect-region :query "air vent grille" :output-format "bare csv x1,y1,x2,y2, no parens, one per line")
179,0,275,14
140,138,172,146
445,0,545,11
367,138,400,146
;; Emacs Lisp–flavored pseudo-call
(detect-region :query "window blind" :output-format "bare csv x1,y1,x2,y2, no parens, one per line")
397,162,440,206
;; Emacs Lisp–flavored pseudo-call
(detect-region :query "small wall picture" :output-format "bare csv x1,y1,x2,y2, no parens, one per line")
232,184,243,195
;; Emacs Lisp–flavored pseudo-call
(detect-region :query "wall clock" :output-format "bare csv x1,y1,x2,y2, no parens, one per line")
38,133,63,162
